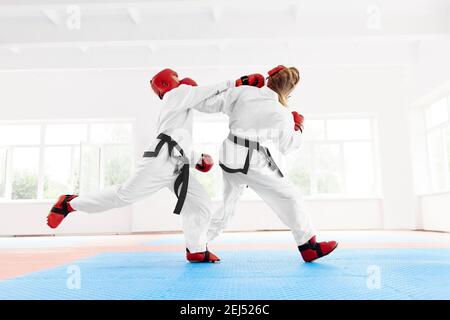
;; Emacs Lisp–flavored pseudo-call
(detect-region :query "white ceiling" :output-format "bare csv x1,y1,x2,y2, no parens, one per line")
0,0,449,70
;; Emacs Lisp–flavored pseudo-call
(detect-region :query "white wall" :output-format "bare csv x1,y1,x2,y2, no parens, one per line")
0,198,382,236
420,192,450,232
295,66,416,230
409,38,450,232
1,0,449,235
0,201,132,235
411,40,450,102
0,66,399,235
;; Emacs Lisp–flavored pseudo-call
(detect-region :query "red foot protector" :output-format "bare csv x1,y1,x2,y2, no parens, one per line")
298,236,338,262
186,248,221,263
47,194,77,229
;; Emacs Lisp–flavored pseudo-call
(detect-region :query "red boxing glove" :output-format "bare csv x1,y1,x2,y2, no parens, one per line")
292,111,304,132
195,154,214,172
235,74,265,88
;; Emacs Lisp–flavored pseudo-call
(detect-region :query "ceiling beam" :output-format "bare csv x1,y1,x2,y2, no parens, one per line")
42,8,62,25
127,8,142,25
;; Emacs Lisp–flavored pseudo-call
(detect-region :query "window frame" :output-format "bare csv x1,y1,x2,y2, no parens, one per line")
0,119,135,201
193,113,381,201
423,95,450,193
283,114,380,199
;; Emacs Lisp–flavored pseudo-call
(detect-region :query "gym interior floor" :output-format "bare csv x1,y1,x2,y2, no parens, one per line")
0,230,449,300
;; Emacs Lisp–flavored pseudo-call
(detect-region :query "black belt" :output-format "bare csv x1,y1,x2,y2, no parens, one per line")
219,133,283,177
143,133,189,215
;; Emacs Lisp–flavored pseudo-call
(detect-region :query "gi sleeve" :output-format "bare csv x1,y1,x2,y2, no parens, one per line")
277,112,303,155
185,81,235,111
193,86,242,116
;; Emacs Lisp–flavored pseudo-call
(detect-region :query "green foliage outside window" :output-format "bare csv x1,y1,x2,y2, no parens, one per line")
12,171,38,199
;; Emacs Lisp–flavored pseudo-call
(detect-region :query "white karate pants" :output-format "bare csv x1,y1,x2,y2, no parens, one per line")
70,144,212,253
207,165,316,246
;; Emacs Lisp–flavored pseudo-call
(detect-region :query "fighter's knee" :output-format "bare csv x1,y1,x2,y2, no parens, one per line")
115,188,134,205
186,196,212,214
276,190,298,202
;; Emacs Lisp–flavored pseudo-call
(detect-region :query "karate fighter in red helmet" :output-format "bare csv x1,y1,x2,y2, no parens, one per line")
202,65,338,262
46,68,265,263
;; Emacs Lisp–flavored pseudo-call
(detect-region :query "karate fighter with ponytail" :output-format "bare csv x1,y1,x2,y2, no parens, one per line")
46,68,265,263
203,66,338,262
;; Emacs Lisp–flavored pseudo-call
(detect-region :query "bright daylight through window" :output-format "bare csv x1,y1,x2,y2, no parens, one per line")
0,121,134,200
193,116,379,200
425,96,450,192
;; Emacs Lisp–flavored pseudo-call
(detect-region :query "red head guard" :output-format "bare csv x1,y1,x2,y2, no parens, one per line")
268,65,287,77
151,68,180,99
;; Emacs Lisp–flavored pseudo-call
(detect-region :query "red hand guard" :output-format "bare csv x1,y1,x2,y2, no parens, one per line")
292,111,304,132
235,74,265,88
195,154,214,172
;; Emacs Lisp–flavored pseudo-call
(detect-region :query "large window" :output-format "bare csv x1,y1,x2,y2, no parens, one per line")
0,121,134,200
193,114,379,200
285,117,378,197
424,96,450,191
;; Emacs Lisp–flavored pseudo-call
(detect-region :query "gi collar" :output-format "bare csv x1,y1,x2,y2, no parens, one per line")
260,86,279,101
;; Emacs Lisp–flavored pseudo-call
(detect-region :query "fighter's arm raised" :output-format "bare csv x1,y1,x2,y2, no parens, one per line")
192,86,241,115
161,81,231,115
182,80,234,111
187,73,265,114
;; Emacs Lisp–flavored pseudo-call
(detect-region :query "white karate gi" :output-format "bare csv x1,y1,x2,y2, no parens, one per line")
70,81,234,253
201,86,316,246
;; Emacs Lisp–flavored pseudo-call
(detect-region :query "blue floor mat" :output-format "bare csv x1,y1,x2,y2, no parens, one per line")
1,248,449,300
145,231,442,246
